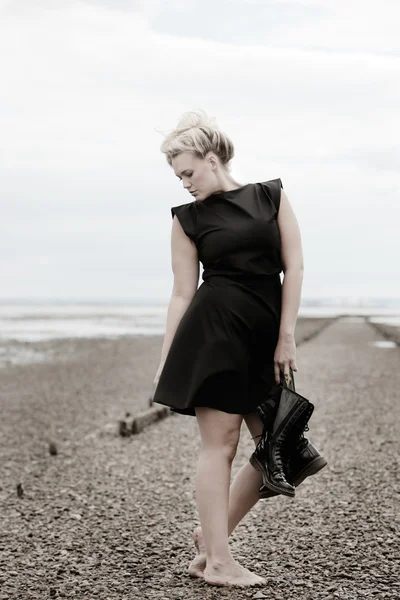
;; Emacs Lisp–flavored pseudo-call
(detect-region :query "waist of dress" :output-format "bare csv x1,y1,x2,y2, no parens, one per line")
202,270,282,283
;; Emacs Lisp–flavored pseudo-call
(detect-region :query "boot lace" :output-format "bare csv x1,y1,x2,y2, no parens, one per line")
254,425,268,455
273,442,284,473
295,424,310,450
282,422,310,466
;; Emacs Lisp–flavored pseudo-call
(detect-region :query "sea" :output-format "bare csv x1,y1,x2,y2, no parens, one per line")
0,300,398,368
0,301,399,343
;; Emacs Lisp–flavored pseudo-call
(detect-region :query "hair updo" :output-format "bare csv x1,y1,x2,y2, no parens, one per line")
160,109,235,169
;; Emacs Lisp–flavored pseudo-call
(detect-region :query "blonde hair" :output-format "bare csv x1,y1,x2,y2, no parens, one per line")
160,109,235,169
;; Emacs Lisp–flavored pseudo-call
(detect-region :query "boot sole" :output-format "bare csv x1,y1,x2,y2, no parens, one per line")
249,453,295,498
259,455,328,498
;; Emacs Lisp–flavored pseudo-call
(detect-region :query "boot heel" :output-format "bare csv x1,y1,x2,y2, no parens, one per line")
293,456,328,486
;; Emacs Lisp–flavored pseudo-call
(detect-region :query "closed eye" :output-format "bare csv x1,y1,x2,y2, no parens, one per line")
177,171,193,180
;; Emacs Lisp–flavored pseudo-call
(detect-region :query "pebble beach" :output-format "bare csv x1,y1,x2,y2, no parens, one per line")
0,316,399,599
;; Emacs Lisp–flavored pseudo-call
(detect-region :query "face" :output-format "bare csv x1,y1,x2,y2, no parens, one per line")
172,152,217,201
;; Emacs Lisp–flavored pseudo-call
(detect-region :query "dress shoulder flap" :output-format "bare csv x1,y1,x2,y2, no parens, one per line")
170,202,197,242
259,178,284,215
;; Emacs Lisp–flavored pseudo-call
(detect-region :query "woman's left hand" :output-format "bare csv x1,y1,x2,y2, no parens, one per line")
274,333,298,384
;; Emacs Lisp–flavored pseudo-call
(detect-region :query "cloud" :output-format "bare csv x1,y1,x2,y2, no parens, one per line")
0,0,399,299
139,0,400,55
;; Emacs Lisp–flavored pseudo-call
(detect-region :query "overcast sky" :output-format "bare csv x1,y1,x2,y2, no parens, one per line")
1,0,399,302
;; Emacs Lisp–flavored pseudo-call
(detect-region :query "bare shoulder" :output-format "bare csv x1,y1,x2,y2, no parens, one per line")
277,187,301,240
277,187,296,217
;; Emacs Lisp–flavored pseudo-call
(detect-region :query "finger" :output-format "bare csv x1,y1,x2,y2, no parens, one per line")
283,364,291,383
274,362,281,384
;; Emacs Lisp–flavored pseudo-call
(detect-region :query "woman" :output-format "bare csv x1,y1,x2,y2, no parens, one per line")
152,110,322,588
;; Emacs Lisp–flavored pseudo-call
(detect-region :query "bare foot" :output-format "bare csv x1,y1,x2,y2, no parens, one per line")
188,526,206,578
204,559,266,588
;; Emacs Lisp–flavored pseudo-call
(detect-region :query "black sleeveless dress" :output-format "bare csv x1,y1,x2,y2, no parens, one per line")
152,179,284,417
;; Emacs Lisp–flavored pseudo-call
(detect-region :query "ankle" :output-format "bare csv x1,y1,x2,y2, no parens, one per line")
206,553,234,568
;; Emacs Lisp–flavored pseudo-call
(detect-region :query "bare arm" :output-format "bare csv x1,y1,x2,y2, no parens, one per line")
273,188,304,382
277,188,304,338
159,216,199,364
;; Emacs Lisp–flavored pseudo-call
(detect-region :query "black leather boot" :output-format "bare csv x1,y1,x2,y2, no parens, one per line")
249,383,314,497
258,432,327,499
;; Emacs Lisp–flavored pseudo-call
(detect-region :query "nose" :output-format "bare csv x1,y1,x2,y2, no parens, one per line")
183,180,191,190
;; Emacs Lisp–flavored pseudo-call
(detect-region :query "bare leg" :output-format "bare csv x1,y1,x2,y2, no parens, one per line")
191,407,266,587
190,411,265,578
228,412,265,535
195,407,239,563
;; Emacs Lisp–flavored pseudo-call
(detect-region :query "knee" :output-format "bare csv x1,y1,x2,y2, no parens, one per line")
202,433,240,463
221,439,239,462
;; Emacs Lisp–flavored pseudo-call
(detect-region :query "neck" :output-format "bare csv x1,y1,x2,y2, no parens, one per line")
214,174,244,193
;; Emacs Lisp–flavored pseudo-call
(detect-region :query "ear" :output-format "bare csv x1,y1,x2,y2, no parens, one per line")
208,154,217,171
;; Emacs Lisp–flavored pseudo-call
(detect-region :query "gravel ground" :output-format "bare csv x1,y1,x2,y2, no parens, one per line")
1,316,399,599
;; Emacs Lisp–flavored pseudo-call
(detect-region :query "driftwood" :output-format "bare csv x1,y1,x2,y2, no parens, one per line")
118,402,171,436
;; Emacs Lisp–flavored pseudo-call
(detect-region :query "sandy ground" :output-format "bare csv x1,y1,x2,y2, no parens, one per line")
0,316,399,599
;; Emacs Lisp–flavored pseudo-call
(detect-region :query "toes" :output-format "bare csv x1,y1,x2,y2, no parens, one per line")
188,554,206,579
188,568,204,579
